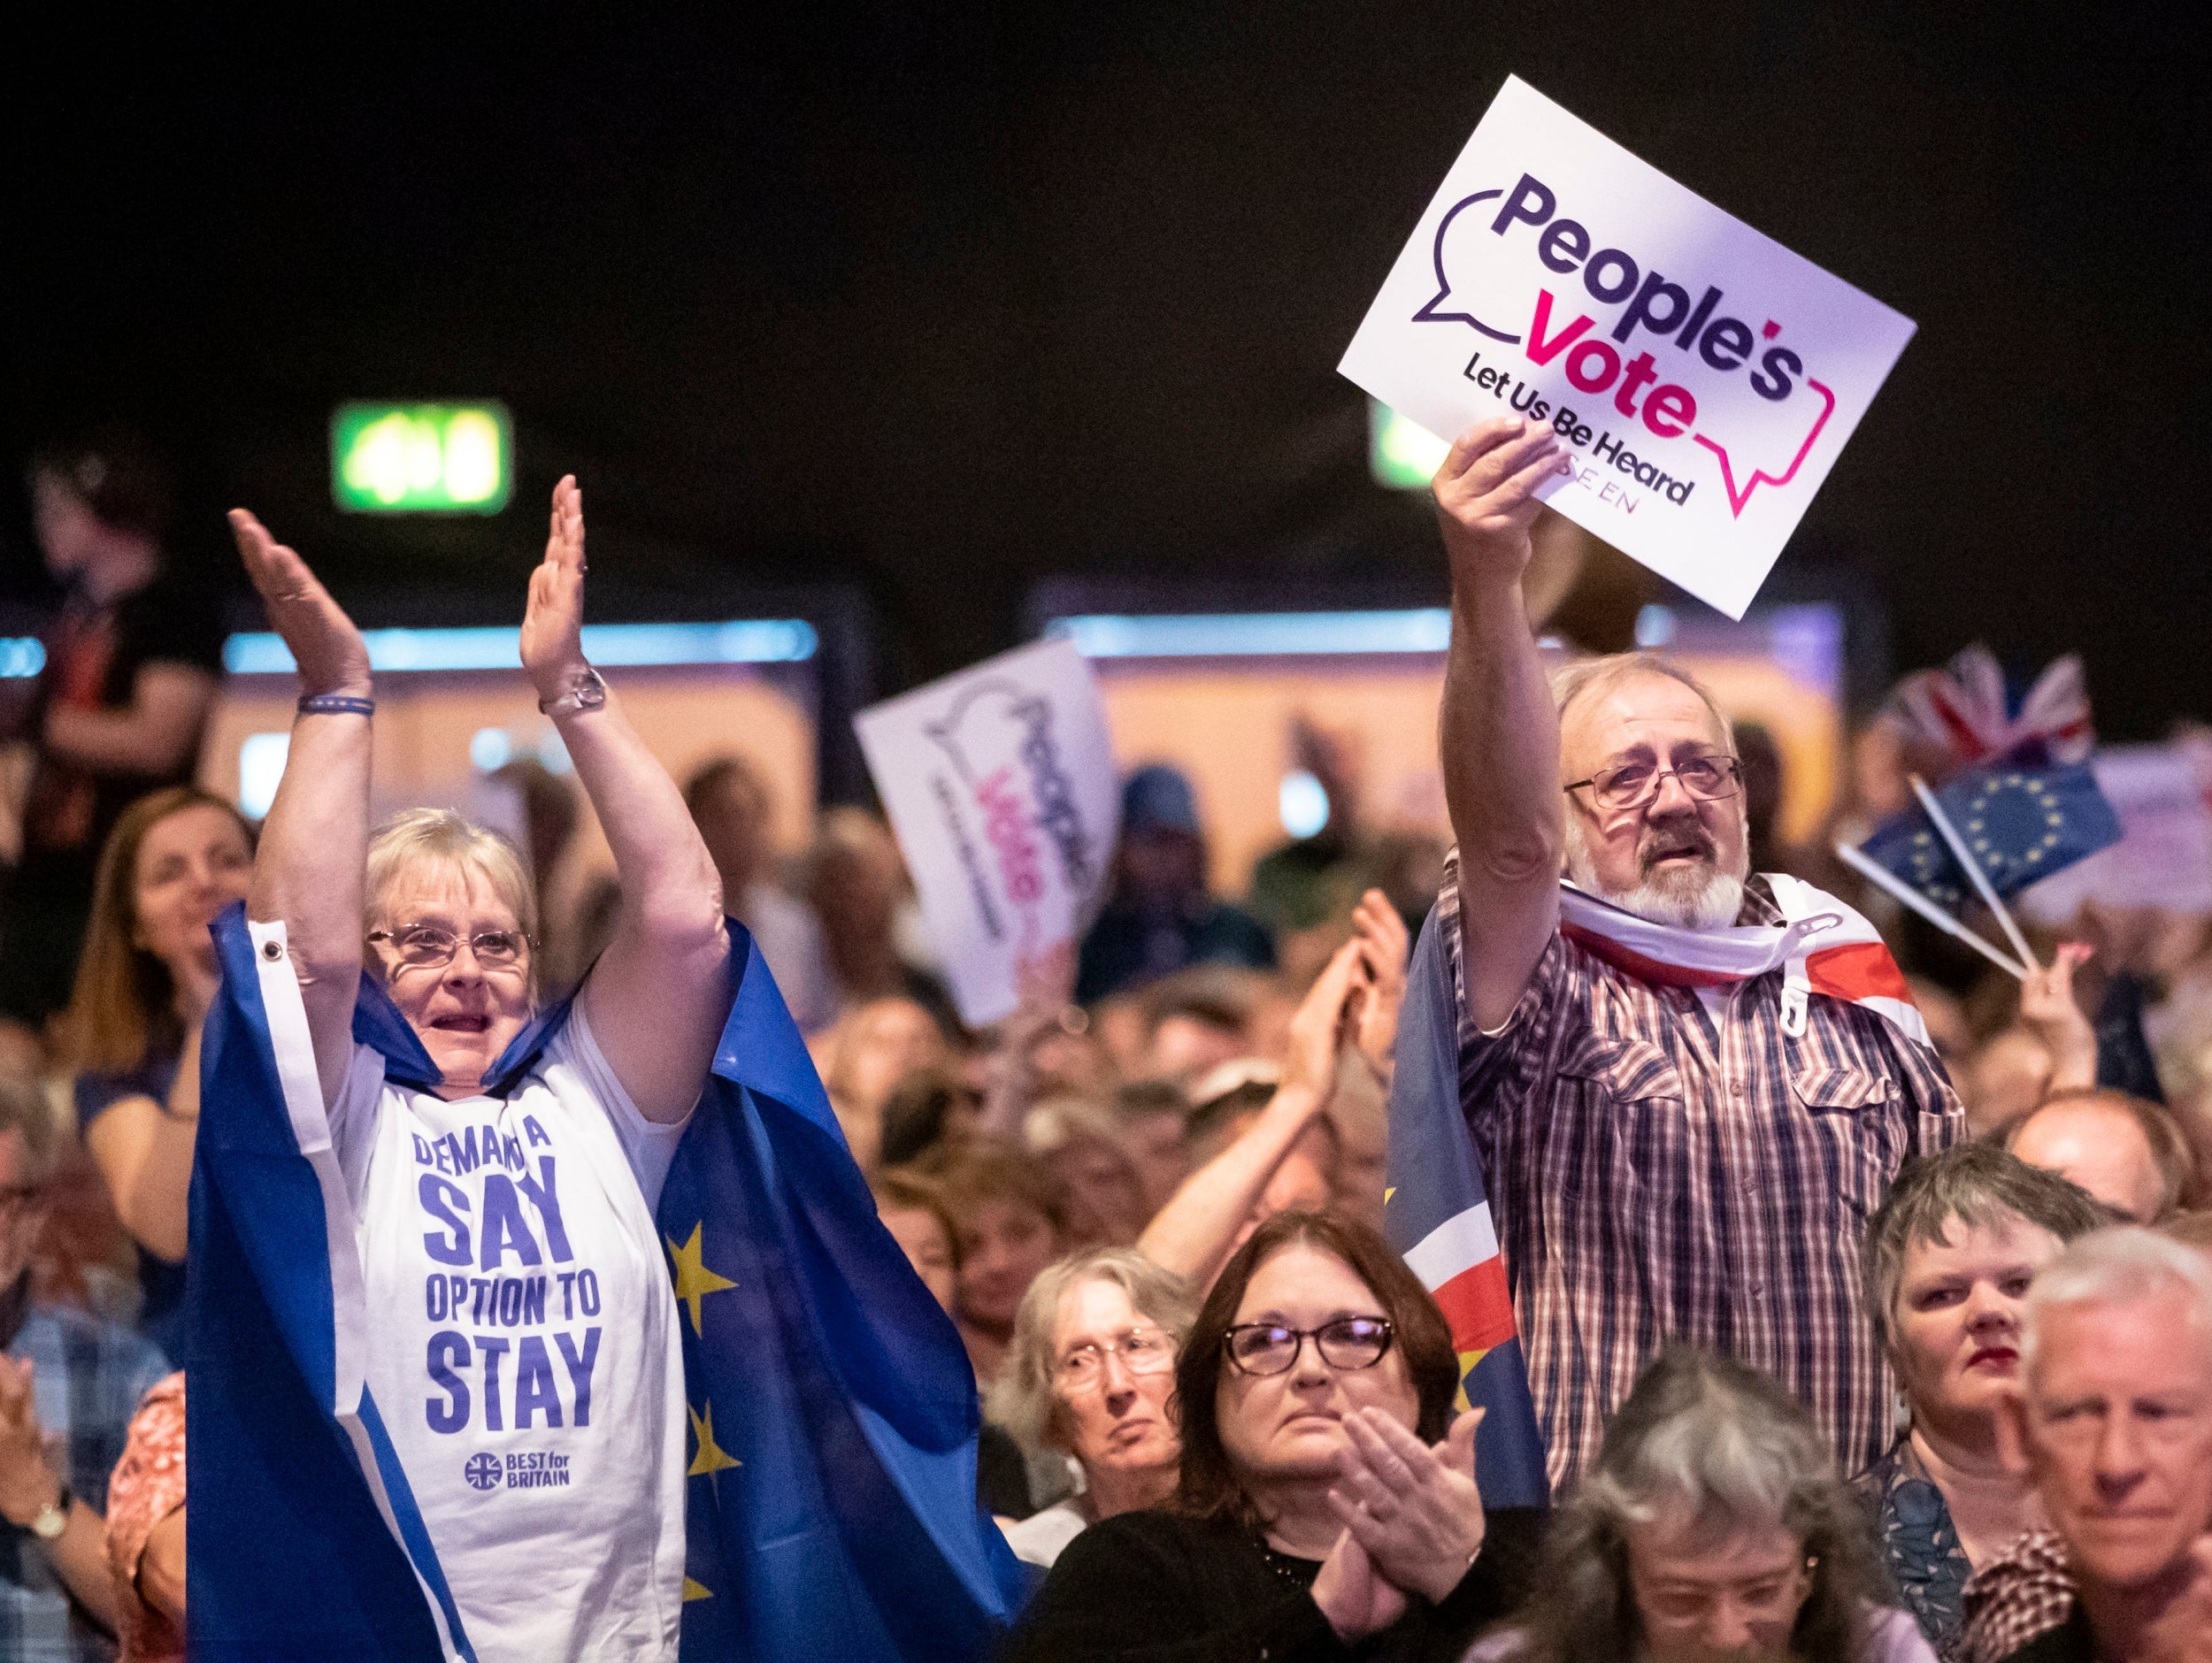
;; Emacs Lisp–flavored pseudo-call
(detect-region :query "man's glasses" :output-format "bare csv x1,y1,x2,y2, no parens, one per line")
0,1184,42,1220
1056,1326,1175,1391
1223,1316,1394,1377
1563,754,1741,814
367,923,533,972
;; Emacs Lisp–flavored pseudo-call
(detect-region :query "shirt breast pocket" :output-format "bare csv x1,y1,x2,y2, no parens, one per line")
1550,1033,1686,1210
1791,1063,1900,1215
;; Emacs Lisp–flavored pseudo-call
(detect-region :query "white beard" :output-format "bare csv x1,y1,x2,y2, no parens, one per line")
1564,816,1749,931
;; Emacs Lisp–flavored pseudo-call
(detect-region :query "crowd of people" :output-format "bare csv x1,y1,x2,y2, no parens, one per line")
0,419,2204,1662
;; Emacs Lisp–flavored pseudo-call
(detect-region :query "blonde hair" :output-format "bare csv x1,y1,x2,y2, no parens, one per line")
365,809,538,944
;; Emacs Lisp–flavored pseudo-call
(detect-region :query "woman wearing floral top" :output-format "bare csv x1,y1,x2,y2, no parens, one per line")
1852,1144,2105,1656
104,1372,184,1663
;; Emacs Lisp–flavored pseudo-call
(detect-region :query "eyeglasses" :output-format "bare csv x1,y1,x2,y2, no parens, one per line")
1056,1326,1175,1390
1223,1316,1394,1377
0,1184,43,1219
1637,1559,1816,1628
1563,754,1741,814
367,923,533,971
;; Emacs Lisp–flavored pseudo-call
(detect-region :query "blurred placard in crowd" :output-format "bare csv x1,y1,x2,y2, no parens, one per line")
1339,75,1915,618
2022,744,2212,919
330,401,512,513
856,640,1118,1025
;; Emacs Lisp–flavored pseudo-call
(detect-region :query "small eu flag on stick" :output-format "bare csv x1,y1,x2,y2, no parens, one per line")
1859,763,2123,911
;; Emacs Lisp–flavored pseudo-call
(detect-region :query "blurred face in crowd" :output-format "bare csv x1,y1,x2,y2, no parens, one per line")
955,1197,1057,1335
1049,1277,1181,1487
691,766,772,897
1560,671,1749,931
0,1130,49,1290
1891,1213,2064,1447
2003,1289,2212,1594
2010,1100,2166,1222
880,1203,957,1312
1623,1506,1813,1663
1045,1134,1149,1250
1120,1107,1190,1215
371,860,534,1095
1216,1244,1417,1487
1118,828,1205,902
832,999,947,1117
134,802,254,994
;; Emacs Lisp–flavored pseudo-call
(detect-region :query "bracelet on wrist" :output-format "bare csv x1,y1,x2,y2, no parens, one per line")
297,694,375,718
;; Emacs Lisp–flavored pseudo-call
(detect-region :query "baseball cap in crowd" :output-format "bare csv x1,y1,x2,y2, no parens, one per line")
1121,764,1201,838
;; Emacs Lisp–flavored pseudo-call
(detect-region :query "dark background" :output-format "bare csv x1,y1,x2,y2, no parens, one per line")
4,4,2206,743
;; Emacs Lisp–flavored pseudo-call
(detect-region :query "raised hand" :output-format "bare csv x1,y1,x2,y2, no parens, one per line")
1431,415,1571,586
227,510,371,698
0,1356,59,1528
1282,939,1363,1103
1326,1406,1488,1605
2019,941,2097,1094
521,475,589,704
1348,888,1409,1084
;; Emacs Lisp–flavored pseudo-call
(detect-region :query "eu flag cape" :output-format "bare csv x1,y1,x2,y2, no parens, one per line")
188,905,1025,1660
1384,906,1549,1509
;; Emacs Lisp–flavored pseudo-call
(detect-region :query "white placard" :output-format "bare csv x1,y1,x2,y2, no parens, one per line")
1340,76,1916,618
2021,746,2212,920
855,639,1119,1025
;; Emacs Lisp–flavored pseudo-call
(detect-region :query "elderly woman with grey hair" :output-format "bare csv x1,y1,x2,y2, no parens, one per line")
1851,1142,2109,1658
989,1246,1196,1567
1471,1348,1933,1663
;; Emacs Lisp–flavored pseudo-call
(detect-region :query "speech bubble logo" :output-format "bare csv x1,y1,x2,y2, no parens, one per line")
1410,189,1525,343
1690,376,1836,517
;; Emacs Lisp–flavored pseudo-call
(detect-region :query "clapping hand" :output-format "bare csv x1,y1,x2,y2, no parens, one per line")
1310,1521,1408,1641
1347,889,1409,1085
1326,1406,1488,1605
0,1356,59,1529
228,510,371,699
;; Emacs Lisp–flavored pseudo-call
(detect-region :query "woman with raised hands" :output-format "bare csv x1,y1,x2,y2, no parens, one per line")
219,477,728,1662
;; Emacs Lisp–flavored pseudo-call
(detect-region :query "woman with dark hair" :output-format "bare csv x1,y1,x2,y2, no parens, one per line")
65,785,255,1360
1002,1210,1540,1660
1472,1348,1932,1663
2,430,227,1028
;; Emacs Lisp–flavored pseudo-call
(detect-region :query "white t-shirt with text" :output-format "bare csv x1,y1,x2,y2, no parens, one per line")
326,1002,691,1663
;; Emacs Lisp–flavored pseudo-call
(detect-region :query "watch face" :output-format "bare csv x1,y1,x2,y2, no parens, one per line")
576,674,608,708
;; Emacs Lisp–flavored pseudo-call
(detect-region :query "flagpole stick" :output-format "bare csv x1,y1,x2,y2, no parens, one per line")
1909,774,2041,974
1834,841,2028,981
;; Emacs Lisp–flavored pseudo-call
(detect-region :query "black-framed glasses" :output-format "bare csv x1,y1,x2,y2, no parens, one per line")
1056,1326,1176,1391
1223,1316,1394,1377
1563,754,1741,814
367,923,533,971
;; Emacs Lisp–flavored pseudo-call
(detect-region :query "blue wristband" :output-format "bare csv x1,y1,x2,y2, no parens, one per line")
297,694,375,717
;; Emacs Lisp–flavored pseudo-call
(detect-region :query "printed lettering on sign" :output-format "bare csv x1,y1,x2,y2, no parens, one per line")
1340,76,1916,617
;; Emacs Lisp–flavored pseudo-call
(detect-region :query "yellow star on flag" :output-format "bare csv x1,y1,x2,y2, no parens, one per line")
688,1399,742,1478
682,1576,712,1603
665,1222,737,1335
1453,1347,1490,1413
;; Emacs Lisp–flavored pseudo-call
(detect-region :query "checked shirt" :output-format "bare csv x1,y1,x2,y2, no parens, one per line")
1436,856,1963,1495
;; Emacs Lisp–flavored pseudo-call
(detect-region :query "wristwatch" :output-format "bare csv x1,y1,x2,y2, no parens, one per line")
28,1482,70,1541
537,665,607,718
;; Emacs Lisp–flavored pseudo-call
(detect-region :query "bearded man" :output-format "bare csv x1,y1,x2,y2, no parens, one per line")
1407,415,1963,1494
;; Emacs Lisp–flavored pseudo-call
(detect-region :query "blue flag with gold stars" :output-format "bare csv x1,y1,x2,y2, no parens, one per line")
657,924,1029,1660
1859,762,2122,911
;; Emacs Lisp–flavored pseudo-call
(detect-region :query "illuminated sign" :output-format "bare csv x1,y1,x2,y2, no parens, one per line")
1368,399,1450,491
331,402,512,513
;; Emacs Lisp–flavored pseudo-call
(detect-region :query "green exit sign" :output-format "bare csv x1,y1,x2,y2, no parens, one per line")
332,402,512,513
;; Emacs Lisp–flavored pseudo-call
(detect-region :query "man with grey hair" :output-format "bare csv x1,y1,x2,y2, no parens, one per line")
1975,1228,2212,1660
1393,416,1963,1495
